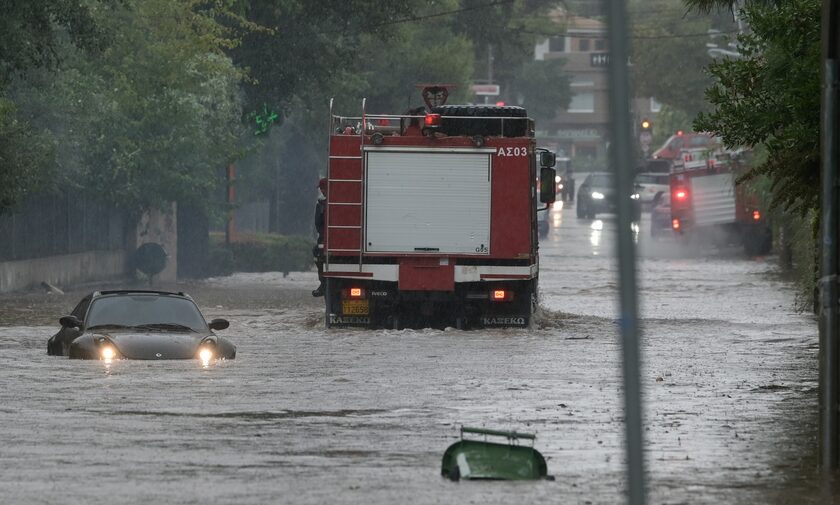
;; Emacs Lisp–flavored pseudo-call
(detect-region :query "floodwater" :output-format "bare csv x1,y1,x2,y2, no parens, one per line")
0,204,829,504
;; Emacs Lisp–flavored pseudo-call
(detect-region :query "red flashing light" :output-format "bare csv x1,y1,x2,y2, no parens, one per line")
753,210,761,221
493,290,506,300
676,130,685,136
675,189,688,200
424,113,441,127
672,219,681,230
495,101,505,107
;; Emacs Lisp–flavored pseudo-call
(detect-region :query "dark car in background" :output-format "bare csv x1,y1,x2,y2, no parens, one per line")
576,172,642,220
48,290,235,361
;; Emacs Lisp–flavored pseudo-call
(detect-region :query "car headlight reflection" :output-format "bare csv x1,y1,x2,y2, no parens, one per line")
591,191,605,200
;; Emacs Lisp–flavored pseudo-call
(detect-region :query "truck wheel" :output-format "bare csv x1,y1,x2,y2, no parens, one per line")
744,225,772,256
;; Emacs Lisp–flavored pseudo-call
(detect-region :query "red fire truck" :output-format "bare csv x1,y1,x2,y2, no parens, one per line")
322,87,557,329
668,147,772,255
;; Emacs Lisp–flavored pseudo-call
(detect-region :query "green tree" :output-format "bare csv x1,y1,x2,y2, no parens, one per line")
450,0,566,102
0,0,114,214
692,0,820,211
629,0,722,118
76,0,246,218
513,58,571,120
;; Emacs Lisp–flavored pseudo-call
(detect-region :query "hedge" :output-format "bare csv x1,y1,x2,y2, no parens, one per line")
208,232,313,276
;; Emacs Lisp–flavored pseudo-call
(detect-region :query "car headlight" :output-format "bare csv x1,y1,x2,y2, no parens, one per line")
631,193,640,200
199,346,214,362
558,183,564,190
554,175,561,183
591,191,605,200
101,345,116,360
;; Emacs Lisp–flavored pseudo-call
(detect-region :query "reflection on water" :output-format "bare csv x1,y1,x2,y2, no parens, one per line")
590,219,603,251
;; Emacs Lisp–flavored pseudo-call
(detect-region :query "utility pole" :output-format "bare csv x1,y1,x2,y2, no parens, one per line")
606,1,647,504
819,0,840,473
485,43,494,105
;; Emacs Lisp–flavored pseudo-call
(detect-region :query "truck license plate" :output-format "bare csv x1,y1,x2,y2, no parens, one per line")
342,299,369,315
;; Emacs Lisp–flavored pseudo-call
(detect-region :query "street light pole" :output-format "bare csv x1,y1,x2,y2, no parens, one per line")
606,1,647,504
819,0,840,473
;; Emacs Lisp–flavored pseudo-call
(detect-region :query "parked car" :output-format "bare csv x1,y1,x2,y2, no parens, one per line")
576,172,642,220
634,172,670,206
650,192,673,238
47,290,235,361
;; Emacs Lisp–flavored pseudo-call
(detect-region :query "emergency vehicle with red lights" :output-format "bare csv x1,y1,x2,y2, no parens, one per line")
321,86,557,329
668,146,771,255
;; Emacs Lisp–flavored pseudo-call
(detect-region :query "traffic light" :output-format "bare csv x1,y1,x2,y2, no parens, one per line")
640,118,652,132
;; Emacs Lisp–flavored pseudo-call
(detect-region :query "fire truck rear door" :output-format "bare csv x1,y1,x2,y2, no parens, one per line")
364,148,493,255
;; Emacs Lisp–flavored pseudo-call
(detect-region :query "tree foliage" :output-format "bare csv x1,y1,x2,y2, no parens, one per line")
513,59,571,120
629,0,720,118
692,0,820,211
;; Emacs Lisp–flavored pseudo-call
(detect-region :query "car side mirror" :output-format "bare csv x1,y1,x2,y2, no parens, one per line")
540,167,557,204
209,318,229,331
59,315,81,328
539,151,556,168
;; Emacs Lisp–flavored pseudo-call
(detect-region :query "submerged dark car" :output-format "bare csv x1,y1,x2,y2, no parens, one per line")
47,290,235,361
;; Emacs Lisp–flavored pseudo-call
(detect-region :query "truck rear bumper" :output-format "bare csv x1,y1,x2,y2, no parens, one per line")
324,263,537,283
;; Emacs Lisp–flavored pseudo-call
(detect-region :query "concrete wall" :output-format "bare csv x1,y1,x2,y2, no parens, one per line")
0,250,128,293
134,204,178,282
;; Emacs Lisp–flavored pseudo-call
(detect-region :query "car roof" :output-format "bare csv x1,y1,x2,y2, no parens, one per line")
90,290,194,301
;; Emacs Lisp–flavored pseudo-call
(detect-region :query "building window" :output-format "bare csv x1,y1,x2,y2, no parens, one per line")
594,39,606,51
567,92,595,113
650,97,662,113
579,39,590,52
549,37,565,52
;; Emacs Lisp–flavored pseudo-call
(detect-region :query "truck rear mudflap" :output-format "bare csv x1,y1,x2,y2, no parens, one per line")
325,279,534,330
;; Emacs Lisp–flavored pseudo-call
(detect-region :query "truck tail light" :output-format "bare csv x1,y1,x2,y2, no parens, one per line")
672,218,681,230
424,113,442,127
490,289,514,302
342,287,365,299
674,189,688,201
753,210,761,221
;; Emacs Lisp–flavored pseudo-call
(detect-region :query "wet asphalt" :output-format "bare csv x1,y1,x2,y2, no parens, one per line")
0,204,830,504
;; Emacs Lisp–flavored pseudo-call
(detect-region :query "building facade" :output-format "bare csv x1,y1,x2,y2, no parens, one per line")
535,13,660,167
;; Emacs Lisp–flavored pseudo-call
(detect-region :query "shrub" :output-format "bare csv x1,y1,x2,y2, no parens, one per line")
207,232,313,276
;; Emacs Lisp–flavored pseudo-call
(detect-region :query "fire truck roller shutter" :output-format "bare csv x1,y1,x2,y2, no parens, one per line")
365,150,492,254
431,105,529,138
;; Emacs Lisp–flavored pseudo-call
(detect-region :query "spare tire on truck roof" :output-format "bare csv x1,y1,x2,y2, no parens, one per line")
431,105,530,138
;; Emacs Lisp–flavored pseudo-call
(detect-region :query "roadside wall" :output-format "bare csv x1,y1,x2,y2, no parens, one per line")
0,250,128,293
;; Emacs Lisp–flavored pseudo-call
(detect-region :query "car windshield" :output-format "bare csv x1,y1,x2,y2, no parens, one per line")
636,174,669,185
86,295,207,331
588,174,614,187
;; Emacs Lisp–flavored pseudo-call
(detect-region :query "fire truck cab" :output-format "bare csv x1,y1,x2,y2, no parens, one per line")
322,88,556,329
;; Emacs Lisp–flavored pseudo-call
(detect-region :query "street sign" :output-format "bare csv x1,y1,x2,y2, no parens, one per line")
471,84,500,96
590,52,610,67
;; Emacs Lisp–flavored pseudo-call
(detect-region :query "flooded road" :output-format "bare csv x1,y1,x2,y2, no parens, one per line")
0,205,824,504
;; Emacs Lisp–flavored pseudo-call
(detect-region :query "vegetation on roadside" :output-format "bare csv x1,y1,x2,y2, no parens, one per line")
207,233,312,277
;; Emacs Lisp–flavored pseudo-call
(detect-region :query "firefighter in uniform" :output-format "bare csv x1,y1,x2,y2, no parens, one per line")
312,178,327,297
